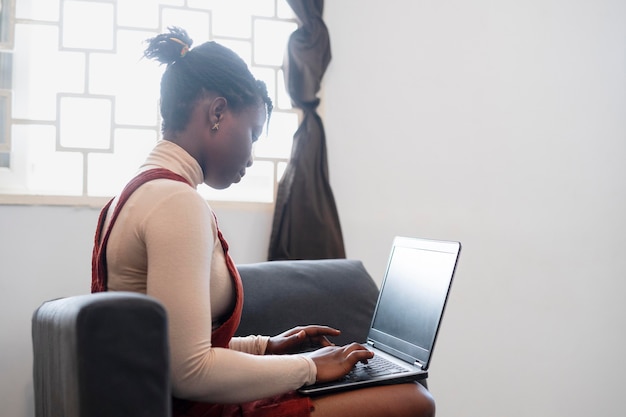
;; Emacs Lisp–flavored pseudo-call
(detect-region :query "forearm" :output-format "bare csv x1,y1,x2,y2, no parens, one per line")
172,347,316,403
229,335,270,355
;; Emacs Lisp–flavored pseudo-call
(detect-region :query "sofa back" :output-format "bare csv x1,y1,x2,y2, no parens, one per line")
31,259,379,417
237,259,379,346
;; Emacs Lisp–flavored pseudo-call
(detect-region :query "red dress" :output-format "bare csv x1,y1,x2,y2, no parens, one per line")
92,168,313,417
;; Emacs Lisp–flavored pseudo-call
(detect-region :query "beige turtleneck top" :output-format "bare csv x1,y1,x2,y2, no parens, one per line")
104,140,316,403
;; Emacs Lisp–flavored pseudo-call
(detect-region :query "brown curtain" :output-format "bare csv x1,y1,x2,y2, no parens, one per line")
268,0,346,260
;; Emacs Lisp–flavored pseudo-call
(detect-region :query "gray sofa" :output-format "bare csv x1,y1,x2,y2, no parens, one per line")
32,259,385,417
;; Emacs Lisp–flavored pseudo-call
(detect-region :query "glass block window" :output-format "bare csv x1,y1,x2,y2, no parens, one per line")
0,0,13,170
0,0,298,204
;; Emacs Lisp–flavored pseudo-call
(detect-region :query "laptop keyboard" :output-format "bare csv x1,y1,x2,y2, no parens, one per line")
342,355,409,382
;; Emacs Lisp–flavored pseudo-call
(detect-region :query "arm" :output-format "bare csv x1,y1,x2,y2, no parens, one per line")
142,185,316,403
230,325,341,356
228,335,269,354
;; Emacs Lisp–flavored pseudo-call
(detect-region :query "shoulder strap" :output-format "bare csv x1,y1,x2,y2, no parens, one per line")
211,214,244,348
91,168,191,293
90,167,243,348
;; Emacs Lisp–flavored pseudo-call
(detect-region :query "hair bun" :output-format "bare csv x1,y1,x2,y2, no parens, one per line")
144,26,194,64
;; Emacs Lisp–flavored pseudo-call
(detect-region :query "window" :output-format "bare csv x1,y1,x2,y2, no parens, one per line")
0,0,298,205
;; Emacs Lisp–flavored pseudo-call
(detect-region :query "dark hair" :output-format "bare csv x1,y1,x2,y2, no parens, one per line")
144,27,273,133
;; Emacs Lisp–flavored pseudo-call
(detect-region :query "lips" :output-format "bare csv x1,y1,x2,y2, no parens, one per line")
232,169,246,184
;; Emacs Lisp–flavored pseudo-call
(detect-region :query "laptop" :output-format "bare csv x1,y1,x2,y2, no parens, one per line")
299,236,461,395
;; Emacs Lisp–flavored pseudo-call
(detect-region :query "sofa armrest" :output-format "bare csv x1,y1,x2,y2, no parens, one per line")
32,292,170,417
236,259,379,346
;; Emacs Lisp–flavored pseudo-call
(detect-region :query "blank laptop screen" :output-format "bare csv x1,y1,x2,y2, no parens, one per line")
370,239,459,364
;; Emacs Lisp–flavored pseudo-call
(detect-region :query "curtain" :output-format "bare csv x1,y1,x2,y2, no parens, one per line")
267,0,346,260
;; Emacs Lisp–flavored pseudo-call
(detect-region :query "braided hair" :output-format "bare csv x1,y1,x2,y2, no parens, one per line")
144,27,273,133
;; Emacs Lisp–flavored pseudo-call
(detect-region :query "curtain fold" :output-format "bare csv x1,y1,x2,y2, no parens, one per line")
268,0,346,260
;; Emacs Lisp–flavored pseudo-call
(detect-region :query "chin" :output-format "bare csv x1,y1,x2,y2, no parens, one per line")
206,174,241,190
213,183,232,190
217,179,241,189
205,179,230,190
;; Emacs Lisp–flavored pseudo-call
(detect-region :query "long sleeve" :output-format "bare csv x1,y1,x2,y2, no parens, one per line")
138,183,316,403
228,335,270,355
104,141,317,403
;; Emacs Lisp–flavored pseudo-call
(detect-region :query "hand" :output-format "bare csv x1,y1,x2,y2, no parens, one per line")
266,325,341,355
306,343,375,383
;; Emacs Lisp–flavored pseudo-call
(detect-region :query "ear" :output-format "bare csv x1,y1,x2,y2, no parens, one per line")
209,97,227,126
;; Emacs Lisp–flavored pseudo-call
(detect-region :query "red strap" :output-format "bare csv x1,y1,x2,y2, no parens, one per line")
91,168,190,293
91,167,243,346
212,215,244,348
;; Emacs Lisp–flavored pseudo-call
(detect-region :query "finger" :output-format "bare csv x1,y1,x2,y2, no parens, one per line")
343,342,373,358
343,342,368,352
303,325,341,337
347,348,374,365
280,327,305,337
317,335,335,347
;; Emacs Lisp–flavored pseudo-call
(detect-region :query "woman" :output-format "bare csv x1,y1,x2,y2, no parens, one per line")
92,27,435,417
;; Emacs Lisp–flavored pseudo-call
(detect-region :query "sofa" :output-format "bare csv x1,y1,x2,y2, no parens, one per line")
32,259,399,417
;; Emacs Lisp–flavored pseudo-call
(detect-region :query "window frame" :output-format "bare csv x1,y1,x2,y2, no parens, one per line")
0,0,297,208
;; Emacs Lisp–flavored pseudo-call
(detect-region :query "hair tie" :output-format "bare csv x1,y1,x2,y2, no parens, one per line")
169,37,190,57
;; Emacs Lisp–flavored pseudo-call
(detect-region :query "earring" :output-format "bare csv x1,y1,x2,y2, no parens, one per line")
212,114,221,131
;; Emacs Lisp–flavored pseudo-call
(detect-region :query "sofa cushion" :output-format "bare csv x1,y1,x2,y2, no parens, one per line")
236,259,379,346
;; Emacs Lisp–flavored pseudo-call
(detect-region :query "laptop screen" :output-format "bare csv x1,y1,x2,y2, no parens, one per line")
368,237,461,368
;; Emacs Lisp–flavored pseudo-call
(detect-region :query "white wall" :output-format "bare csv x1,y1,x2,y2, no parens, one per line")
324,1,626,416
2,1,625,416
